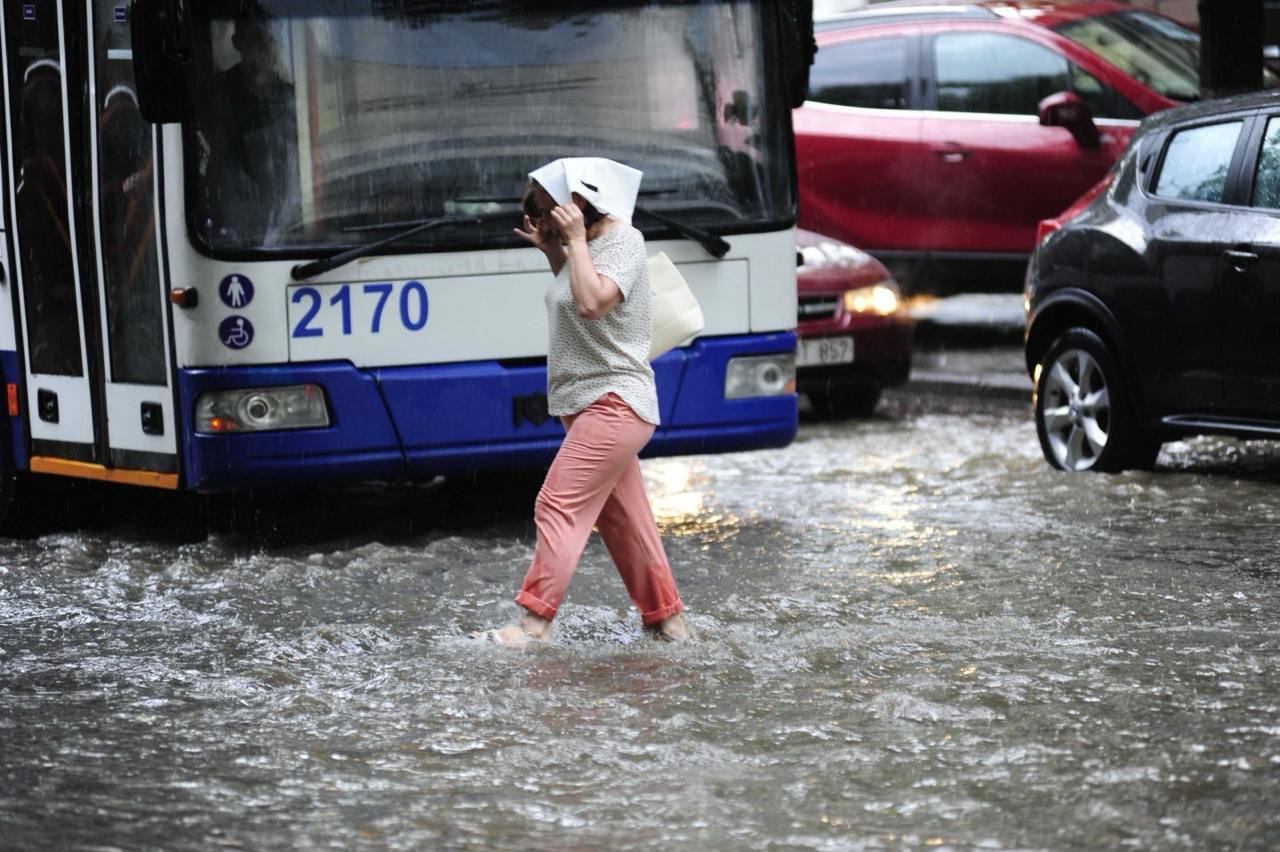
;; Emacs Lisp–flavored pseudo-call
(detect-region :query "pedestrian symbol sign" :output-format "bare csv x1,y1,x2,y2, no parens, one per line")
219,274,254,309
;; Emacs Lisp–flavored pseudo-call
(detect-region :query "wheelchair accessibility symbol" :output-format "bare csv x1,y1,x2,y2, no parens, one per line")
219,316,254,350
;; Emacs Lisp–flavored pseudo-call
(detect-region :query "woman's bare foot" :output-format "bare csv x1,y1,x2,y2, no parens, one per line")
651,612,689,642
477,612,552,649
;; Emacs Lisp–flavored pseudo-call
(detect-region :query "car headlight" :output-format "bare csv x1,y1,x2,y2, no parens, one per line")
195,385,330,433
724,353,796,399
843,282,900,316
798,241,873,269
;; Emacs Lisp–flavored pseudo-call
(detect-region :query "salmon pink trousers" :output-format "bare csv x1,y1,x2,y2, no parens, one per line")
515,393,684,626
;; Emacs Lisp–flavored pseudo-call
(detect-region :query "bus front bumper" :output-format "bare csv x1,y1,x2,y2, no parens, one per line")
177,333,798,492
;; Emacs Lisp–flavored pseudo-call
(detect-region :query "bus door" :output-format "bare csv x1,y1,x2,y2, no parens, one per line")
1,1,177,483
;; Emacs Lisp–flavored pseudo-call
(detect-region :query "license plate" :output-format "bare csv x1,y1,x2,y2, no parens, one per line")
796,336,854,367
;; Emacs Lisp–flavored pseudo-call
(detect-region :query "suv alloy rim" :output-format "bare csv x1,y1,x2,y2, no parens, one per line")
1042,348,1111,470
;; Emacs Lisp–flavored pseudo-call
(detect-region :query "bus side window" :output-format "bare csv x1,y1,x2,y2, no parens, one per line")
95,0,166,385
10,33,84,377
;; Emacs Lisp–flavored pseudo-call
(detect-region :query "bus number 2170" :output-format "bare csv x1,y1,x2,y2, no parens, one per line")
290,281,429,339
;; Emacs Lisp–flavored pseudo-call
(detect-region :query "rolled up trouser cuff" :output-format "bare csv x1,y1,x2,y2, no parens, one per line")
515,590,558,622
641,600,683,627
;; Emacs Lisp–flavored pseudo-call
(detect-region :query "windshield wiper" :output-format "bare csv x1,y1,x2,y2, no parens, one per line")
633,206,730,258
290,215,482,281
449,192,729,257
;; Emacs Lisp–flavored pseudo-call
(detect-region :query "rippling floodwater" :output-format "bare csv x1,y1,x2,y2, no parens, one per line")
2,397,1279,849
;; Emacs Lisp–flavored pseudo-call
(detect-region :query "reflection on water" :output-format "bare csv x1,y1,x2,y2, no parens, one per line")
2,409,1280,848
646,457,751,556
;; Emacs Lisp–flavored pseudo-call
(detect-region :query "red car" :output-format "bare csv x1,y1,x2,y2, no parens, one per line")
796,229,913,418
795,0,1199,291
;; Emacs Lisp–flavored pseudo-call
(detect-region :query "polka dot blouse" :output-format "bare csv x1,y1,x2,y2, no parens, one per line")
545,223,660,425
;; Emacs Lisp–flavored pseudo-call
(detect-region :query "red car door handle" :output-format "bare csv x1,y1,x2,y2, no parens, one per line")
1224,249,1260,270
932,144,970,163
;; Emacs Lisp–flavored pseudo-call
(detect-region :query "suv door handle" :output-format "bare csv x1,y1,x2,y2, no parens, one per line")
932,144,970,163
1223,249,1260,271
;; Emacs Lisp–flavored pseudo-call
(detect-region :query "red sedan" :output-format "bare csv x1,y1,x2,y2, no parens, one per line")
795,1,1197,291
796,229,914,418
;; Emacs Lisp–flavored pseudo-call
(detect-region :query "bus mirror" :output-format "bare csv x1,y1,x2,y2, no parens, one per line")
779,0,816,108
130,0,192,123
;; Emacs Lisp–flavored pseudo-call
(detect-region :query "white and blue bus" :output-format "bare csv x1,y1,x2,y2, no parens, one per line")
0,0,813,524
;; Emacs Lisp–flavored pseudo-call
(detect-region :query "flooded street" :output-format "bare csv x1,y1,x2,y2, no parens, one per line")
3,394,1279,849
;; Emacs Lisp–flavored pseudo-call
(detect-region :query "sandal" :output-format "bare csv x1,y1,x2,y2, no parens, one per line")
473,625,536,649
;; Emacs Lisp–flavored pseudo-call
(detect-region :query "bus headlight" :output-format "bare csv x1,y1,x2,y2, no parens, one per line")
195,385,330,433
724,353,796,399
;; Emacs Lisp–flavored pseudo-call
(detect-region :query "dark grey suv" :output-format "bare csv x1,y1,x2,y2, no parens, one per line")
1025,90,1280,472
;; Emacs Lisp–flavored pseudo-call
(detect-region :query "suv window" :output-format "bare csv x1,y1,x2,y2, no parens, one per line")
1252,117,1280,209
935,32,1069,115
809,36,910,109
1053,11,1199,102
1153,121,1243,204
1071,64,1144,121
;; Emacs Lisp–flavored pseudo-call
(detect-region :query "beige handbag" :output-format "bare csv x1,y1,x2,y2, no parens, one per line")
647,252,705,360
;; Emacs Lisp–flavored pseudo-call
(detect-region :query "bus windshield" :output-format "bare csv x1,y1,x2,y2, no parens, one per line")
186,0,794,254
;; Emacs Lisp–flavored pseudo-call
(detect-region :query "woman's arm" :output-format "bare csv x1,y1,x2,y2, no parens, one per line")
552,203,622,320
564,239,622,320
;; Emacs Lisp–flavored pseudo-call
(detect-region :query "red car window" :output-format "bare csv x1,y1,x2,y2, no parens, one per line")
809,36,912,110
1069,63,1143,121
934,32,1070,115
1052,10,1200,102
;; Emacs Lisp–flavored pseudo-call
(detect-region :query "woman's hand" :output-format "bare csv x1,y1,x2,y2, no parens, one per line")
549,202,587,246
515,213,567,275
514,214,556,254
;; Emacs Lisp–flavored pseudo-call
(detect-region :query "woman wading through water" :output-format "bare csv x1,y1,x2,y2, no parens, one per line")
480,157,688,649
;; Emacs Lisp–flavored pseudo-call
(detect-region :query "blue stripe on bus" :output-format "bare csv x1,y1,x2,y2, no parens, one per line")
0,350,29,471
377,347,691,477
177,333,797,491
649,332,798,456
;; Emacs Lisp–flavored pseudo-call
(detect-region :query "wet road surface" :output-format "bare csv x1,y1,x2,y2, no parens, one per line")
2,393,1279,849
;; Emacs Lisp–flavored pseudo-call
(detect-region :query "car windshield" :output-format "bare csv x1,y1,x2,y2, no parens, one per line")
1052,10,1200,101
185,0,793,254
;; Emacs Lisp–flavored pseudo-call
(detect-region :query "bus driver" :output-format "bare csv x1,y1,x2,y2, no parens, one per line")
197,9,298,246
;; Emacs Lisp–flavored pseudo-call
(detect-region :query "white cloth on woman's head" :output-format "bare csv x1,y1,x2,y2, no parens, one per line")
528,157,644,224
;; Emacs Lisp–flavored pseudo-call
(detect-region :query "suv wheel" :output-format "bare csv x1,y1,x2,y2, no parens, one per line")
1034,328,1158,472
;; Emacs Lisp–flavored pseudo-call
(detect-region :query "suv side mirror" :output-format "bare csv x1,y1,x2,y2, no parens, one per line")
130,0,192,123
1038,91,1100,149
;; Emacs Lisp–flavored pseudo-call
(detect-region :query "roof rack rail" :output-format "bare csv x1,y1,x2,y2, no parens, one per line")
816,4,998,30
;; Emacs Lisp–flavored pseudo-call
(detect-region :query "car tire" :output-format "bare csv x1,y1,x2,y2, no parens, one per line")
809,386,882,419
1034,328,1158,473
